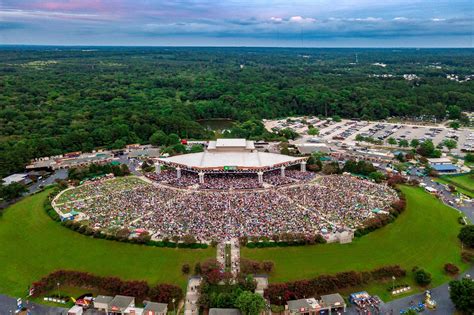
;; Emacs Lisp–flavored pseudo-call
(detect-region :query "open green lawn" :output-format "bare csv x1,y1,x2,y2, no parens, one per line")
434,173,474,198
446,173,474,190
242,186,468,300
0,190,214,297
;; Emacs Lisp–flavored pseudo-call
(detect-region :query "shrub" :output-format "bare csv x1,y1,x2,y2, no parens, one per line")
262,261,274,273
31,270,182,304
458,225,474,248
461,251,474,263
444,263,460,275
182,264,190,274
414,269,432,286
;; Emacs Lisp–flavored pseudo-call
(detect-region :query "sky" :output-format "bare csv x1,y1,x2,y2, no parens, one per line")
0,0,473,47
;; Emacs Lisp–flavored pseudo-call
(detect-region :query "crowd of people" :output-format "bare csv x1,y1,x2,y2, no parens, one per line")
282,175,398,230
145,168,315,189
55,174,398,241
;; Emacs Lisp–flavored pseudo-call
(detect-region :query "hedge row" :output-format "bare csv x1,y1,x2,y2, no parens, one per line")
264,265,406,305
31,270,183,304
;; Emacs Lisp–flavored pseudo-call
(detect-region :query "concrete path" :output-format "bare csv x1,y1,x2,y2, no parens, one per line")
0,295,67,315
184,277,202,315
230,238,240,276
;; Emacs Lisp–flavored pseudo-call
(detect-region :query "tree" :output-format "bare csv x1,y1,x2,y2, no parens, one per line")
465,153,474,163
417,140,441,158
189,145,204,153
450,121,460,130
307,128,319,136
322,162,340,175
398,139,409,147
443,139,457,152
410,139,420,148
447,105,462,120
414,269,432,286
149,131,168,146
331,115,342,122
369,171,385,183
458,225,474,248
235,291,266,315
167,133,180,146
449,278,474,313
387,137,397,146
0,182,28,201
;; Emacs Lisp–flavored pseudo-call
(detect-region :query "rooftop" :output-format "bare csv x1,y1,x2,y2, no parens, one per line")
109,295,135,310
2,173,28,185
144,301,168,313
157,151,305,171
209,308,241,315
94,295,114,304
287,298,321,311
320,293,346,308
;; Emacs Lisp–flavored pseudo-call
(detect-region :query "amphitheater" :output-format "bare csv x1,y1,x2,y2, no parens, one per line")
52,139,399,242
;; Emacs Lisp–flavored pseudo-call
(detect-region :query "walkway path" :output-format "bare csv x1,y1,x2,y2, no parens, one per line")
230,238,240,276
184,277,202,315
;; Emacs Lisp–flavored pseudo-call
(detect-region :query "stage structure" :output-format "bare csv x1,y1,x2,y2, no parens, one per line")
155,139,308,184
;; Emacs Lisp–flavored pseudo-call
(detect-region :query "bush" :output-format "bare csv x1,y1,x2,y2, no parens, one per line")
264,265,406,304
444,263,460,275
31,270,182,304
458,225,474,248
414,269,432,286
182,264,190,274
461,251,474,263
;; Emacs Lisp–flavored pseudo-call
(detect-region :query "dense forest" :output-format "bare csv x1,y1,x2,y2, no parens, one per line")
1,47,473,177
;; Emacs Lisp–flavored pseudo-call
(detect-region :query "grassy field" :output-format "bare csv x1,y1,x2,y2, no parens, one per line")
0,190,214,297
242,186,468,300
434,173,474,198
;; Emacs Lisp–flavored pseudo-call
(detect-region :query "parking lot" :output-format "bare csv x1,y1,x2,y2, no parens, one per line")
264,117,474,156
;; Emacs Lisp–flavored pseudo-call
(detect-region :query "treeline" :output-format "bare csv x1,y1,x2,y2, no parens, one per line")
1,47,473,177
31,270,183,305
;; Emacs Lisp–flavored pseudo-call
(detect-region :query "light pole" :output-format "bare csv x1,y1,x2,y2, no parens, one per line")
57,282,60,299
172,298,176,315
278,296,282,315
392,276,396,292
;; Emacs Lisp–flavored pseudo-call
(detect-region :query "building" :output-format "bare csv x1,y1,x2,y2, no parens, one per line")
109,295,135,314
155,139,308,184
93,295,114,311
67,305,83,315
296,143,330,155
209,308,241,315
286,294,346,315
143,301,169,315
426,157,452,165
431,164,459,174
2,173,31,186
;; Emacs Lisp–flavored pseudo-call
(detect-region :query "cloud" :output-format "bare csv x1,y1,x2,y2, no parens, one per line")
289,16,316,23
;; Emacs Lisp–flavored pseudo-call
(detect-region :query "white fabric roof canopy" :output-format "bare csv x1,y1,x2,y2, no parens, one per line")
157,151,305,170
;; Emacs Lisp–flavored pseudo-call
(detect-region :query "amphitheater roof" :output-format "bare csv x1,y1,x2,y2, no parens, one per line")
156,151,306,171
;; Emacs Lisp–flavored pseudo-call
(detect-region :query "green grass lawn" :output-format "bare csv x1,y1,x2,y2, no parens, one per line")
446,173,474,190
242,186,468,300
0,190,214,297
434,174,474,198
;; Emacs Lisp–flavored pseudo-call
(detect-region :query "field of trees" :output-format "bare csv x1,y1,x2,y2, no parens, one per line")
1,47,474,177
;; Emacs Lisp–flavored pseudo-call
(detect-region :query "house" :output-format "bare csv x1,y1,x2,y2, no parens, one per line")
143,301,168,315
93,295,114,311
67,305,83,315
209,308,241,315
287,298,321,315
320,293,346,313
109,295,135,314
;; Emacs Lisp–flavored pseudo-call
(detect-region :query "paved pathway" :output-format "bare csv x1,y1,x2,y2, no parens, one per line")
0,295,67,315
230,238,240,276
184,277,202,315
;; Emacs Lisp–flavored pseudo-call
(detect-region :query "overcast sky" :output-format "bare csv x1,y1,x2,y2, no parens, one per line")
0,0,473,47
